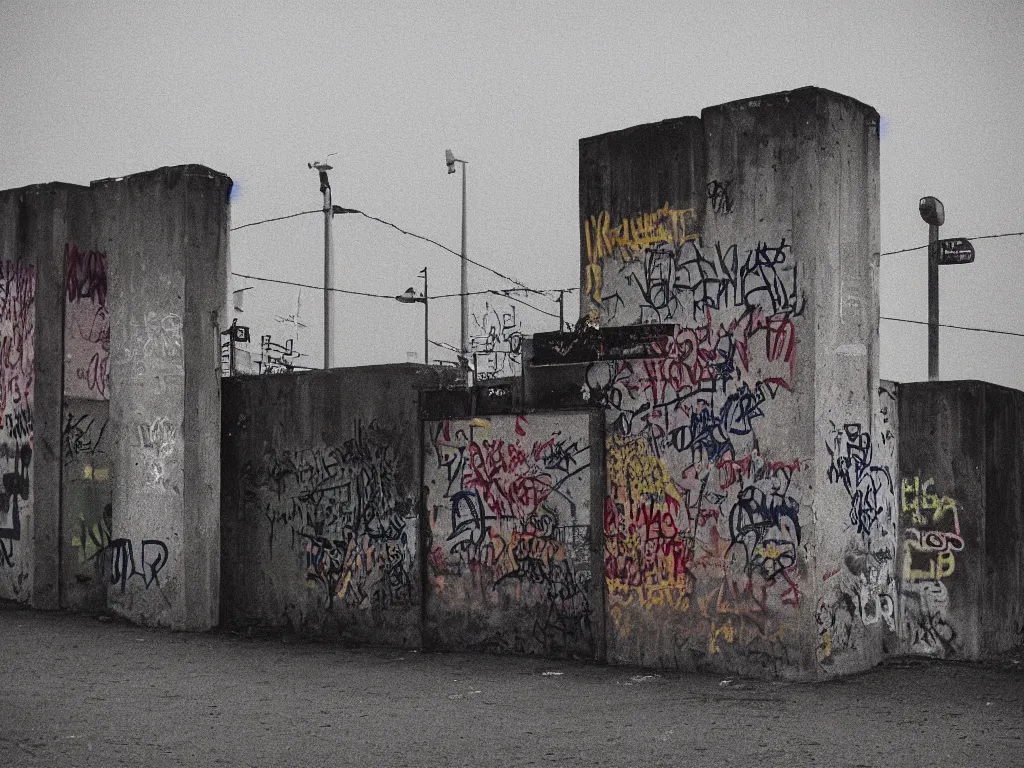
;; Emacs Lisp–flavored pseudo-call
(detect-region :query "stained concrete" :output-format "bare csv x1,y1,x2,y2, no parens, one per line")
0,181,93,609
0,166,231,631
898,380,1024,659
423,411,605,659
574,87,886,679
220,364,460,647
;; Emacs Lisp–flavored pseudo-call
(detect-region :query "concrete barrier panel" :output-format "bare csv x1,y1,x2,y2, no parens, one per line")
221,365,454,647
424,412,603,657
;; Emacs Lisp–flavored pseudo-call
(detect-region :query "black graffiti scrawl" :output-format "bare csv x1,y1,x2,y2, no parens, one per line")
242,420,416,612
0,443,30,543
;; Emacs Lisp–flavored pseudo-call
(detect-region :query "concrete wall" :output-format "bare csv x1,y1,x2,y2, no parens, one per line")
0,166,230,630
898,380,1024,658
220,364,459,646
423,412,604,658
578,87,886,679
0,183,79,608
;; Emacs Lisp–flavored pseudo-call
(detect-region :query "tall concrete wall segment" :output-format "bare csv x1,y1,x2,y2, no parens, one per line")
577,87,886,679
220,365,459,646
898,380,1024,659
0,166,230,631
94,166,230,630
0,182,88,608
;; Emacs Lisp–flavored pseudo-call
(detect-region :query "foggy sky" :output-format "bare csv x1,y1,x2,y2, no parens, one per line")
3,0,1023,385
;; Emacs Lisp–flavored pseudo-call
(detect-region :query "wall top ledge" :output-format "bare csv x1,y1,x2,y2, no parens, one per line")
707,86,879,120
91,164,232,189
581,87,879,146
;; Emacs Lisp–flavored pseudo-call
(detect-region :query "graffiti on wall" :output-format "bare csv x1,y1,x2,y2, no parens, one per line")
706,180,734,215
818,408,898,665
242,421,415,611
585,201,799,330
583,205,699,307
426,415,593,654
470,302,523,380
899,475,962,655
122,311,183,378
65,244,110,400
138,417,178,493
581,204,806,663
0,260,35,571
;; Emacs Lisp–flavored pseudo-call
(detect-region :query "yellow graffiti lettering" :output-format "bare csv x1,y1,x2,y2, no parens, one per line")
901,475,964,583
708,620,735,654
583,205,698,304
607,434,679,501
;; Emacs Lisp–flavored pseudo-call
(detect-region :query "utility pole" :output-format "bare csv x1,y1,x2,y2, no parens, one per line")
446,149,469,383
310,159,335,369
919,196,944,381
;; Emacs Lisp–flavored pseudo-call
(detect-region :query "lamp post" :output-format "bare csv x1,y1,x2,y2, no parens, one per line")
309,159,336,369
919,196,945,381
445,149,469,381
395,267,428,365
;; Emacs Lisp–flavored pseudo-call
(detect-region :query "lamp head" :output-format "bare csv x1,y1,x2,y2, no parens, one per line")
445,149,456,174
919,196,945,227
396,287,419,303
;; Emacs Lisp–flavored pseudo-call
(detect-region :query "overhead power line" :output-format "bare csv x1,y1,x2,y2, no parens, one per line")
231,272,562,320
881,315,1024,339
230,210,320,231
882,230,1024,256
231,271,396,299
231,205,556,300
350,209,552,298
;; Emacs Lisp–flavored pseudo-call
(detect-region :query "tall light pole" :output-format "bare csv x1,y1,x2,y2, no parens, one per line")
919,196,944,381
310,159,335,369
395,267,428,365
445,149,468,381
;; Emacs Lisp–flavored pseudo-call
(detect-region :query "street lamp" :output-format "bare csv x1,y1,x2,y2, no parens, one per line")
445,149,469,380
395,267,428,365
309,158,336,369
919,196,945,381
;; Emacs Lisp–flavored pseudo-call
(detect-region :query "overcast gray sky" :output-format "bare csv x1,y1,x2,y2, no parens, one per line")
3,0,1023,385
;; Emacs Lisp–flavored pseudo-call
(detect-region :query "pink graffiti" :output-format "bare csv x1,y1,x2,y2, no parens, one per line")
465,439,554,522
65,244,109,399
0,260,35,415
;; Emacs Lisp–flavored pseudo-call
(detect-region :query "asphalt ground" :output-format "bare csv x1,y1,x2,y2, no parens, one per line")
1,605,1021,767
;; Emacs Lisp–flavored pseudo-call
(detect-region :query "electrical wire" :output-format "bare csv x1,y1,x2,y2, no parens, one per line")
231,271,396,299
881,230,1024,256
230,210,320,231
229,204,560,299
231,272,570,317
350,210,554,298
881,316,1024,339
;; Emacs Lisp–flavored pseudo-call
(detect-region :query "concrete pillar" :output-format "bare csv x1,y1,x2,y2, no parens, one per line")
0,182,93,609
93,166,230,630
580,88,885,678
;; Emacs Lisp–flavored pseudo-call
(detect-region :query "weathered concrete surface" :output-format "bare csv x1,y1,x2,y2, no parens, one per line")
0,182,92,609
60,397,112,613
0,167,231,625
2,606,1022,768
220,364,459,647
423,412,604,659
577,87,886,679
898,380,1024,659
92,166,230,631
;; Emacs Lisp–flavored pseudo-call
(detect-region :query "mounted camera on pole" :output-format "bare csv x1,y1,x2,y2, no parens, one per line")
919,196,975,381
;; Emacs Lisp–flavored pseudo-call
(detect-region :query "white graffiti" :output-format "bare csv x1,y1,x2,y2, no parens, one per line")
138,417,177,492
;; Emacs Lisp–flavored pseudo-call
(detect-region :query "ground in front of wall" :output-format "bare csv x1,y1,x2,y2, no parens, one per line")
0,605,1021,768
